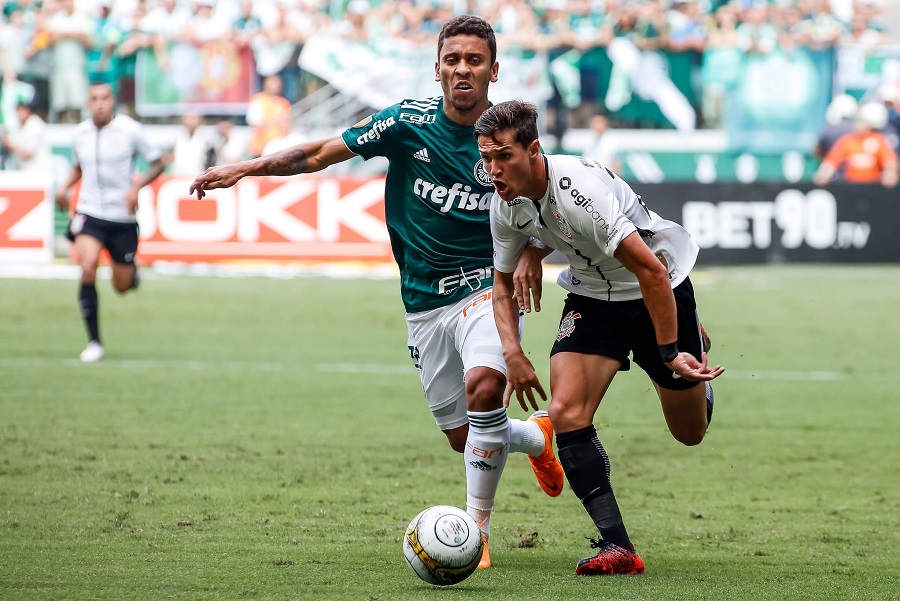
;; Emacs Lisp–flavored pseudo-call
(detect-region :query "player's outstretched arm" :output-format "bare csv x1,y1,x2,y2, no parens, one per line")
189,136,355,199
493,270,547,411
615,231,724,382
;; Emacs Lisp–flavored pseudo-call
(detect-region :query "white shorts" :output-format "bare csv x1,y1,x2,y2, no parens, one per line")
406,288,523,431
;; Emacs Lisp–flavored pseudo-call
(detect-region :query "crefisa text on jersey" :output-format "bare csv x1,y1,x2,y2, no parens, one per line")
356,116,396,145
414,179,491,213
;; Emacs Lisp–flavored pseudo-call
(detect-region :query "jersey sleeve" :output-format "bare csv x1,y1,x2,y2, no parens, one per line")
490,194,529,273
340,105,402,161
133,122,162,163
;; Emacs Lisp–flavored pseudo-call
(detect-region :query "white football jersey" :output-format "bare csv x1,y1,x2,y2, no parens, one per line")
71,114,161,223
491,154,698,301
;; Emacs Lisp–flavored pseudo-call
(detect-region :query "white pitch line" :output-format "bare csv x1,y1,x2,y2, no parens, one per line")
0,357,841,380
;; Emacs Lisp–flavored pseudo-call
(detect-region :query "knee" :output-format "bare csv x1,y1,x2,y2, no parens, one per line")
464,369,505,411
80,265,98,283
672,427,706,447
548,399,590,433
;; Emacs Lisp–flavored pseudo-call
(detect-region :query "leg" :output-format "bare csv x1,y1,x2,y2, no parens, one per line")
550,352,644,575
106,221,140,294
655,381,710,446
74,234,104,362
111,261,139,293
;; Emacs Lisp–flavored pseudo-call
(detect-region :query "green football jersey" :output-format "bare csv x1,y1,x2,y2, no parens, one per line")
342,97,496,313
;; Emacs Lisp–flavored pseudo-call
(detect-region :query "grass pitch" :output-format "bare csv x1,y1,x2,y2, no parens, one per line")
1,265,898,600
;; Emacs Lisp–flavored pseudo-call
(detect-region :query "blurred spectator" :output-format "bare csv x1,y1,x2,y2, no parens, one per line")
667,0,707,53
735,1,778,56
0,8,33,93
115,0,153,118
839,9,886,50
247,73,291,158
794,0,843,50
814,93,858,159
207,119,247,167
1,100,52,173
141,0,191,71
47,0,92,123
22,8,53,120
164,112,211,176
183,0,230,45
700,3,742,128
251,0,314,103
585,113,621,174
814,102,899,188
87,0,122,87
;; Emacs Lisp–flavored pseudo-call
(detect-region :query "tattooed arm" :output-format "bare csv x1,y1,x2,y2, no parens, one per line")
189,137,355,199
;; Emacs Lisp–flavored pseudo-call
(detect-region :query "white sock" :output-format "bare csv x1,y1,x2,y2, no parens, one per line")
508,417,546,457
465,407,511,540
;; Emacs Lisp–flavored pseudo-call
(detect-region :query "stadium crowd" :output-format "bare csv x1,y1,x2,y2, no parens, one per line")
0,0,896,128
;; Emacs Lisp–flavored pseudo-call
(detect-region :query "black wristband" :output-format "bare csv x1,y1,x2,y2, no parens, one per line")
659,342,679,363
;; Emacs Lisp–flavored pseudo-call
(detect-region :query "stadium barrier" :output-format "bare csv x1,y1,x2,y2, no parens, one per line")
1,174,896,265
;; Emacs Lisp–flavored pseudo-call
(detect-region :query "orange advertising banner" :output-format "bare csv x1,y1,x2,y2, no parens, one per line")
0,172,54,263
136,175,393,263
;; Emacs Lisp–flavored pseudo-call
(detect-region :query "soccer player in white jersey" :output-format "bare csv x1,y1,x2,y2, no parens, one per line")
190,16,563,568
56,82,165,362
477,100,725,575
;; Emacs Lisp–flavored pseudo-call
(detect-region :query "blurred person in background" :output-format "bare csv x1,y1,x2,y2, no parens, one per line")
250,0,315,104
55,82,165,363
1,100,52,173
700,2,741,128
190,16,563,570
86,0,122,89
207,118,248,167
164,111,211,176
246,73,291,158
813,101,899,188
115,0,153,118
585,113,621,174
814,93,858,160
22,6,53,120
141,0,191,71
46,0,91,123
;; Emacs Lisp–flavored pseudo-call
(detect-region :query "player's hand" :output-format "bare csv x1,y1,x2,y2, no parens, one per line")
125,187,139,214
189,164,246,199
54,190,68,210
503,352,547,412
513,244,544,313
665,351,724,382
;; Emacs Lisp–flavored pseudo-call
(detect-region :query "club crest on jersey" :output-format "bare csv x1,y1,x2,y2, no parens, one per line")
552,207,573,239
474,159,492,186
556,311,581,341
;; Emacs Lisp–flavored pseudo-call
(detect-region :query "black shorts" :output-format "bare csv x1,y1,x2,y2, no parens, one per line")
550,278,703,391
68,213,139,265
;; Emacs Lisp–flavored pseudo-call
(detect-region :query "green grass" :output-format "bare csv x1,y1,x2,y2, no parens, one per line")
1,265,898,600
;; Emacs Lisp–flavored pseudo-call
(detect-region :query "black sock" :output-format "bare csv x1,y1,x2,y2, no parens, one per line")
79,283,100,343
557,425,633,550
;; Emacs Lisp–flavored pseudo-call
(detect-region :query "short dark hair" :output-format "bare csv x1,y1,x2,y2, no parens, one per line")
437,15,497,64
474,100,539,148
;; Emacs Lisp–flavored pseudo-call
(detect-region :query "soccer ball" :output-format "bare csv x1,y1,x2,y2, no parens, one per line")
402,505,483,586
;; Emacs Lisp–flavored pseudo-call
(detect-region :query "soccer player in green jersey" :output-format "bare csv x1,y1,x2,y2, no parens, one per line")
190,15,563,569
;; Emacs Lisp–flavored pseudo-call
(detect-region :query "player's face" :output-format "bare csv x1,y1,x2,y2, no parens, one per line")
436,35,498,122
478,131,542,201
87,84,115,126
